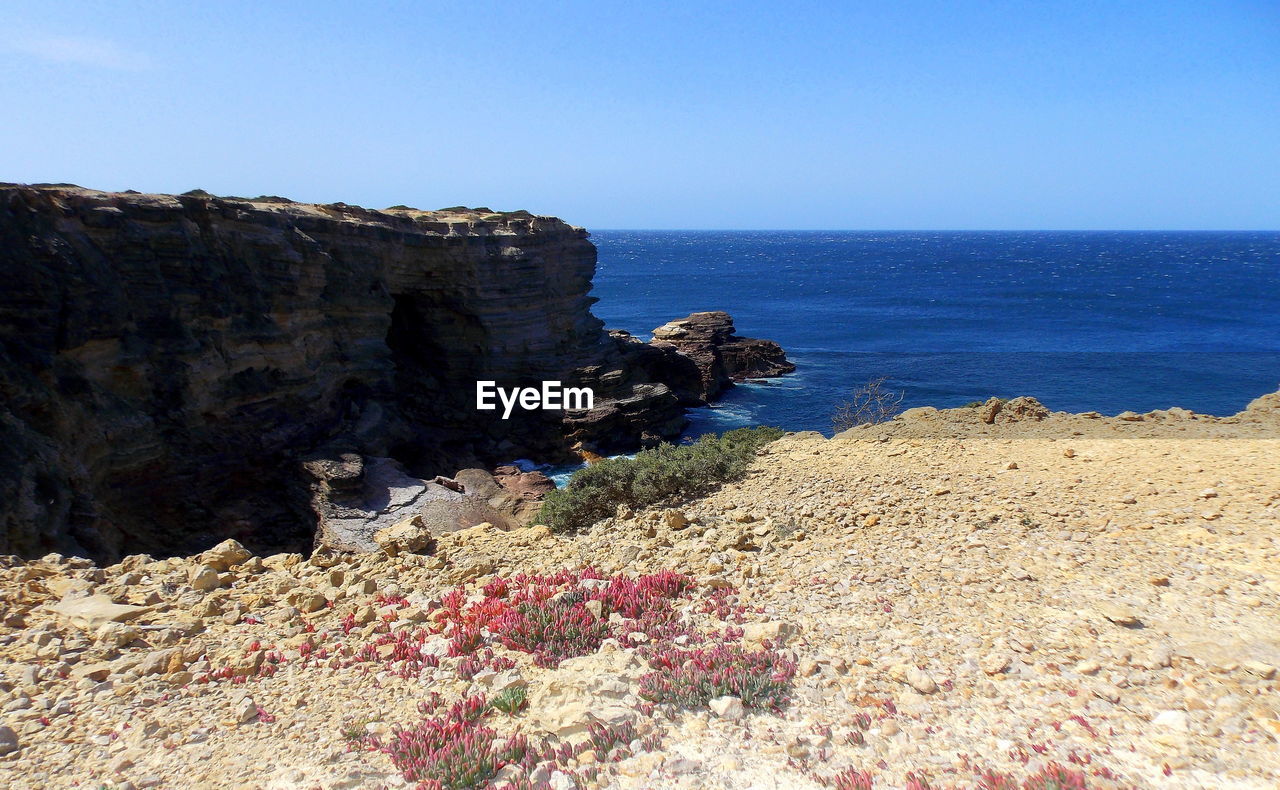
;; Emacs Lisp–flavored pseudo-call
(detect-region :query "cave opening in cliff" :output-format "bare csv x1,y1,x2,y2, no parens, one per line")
385,292,529,475
385,293,456,472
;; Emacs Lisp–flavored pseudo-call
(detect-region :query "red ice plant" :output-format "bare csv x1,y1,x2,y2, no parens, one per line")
366,695,527,789
363,697,657,790
820,761,1095,790
429,568,701,668
638,642,797,711
830,768,874,790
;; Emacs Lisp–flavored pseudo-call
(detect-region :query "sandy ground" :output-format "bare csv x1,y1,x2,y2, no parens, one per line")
1,393,1276,789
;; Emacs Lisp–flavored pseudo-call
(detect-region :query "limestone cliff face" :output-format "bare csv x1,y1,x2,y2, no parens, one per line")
0,185,690,559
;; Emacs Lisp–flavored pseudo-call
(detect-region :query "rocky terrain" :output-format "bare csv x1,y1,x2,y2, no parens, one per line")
0,185,790,561
1,391,1276,789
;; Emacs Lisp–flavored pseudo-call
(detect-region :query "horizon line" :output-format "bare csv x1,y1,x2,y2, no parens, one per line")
589,227,1280,233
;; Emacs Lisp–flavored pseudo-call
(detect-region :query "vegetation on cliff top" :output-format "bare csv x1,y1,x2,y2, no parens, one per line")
538,426,783,533
831,377,906,432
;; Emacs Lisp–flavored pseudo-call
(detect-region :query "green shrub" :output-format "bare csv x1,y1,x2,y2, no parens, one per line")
538,426,783,533
488,685,527,716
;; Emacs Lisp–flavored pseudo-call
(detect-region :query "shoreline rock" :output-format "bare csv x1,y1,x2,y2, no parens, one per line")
649,311,796,402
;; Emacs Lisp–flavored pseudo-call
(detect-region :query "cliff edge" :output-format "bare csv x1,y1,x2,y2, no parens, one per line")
0,185,790,560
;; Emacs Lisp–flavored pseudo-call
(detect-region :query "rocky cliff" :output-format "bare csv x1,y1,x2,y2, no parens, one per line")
0,185,789,561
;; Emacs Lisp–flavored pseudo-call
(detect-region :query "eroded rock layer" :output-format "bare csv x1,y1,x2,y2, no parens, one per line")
650,311,796,402
0,185,787,560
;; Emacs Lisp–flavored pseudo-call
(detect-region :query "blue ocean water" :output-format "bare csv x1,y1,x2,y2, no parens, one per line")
587,231,1280,438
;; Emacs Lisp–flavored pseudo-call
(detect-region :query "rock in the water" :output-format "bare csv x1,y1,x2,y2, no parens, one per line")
649,311,794,402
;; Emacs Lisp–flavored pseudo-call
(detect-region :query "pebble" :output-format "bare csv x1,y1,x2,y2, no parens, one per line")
189,566,221,592
741,621,795,646
1074,659,1102,675
909,667,938,694
980,654,1011,675
1153,710,1189,731
1095,601,1140,627
708,695,745,720
0,725,18,756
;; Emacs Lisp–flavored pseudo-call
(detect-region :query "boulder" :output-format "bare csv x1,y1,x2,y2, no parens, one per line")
526,647,647,738
199,539,252,572
189,565,221,592
979,397,1003,424
1240,387,1280,422
709,695,745,720
454,468,503,498
51,595,148,630
742,621,798,647
0,725,18,756
138,648,182,677
372,515,433,556
492,467,556,499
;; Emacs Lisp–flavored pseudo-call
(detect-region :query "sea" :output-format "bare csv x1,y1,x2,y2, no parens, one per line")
527,231,1277,485
588,230,1280,440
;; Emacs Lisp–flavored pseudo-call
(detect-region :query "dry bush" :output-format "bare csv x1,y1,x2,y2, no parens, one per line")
832,377,905,431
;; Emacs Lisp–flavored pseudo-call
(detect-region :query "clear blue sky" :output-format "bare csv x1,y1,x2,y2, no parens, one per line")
2,1,1277,229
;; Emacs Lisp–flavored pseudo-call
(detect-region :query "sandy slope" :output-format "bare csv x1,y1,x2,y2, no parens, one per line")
0,394,1276,789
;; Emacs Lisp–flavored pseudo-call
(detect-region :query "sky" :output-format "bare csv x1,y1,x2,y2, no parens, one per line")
1,1,1277,229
